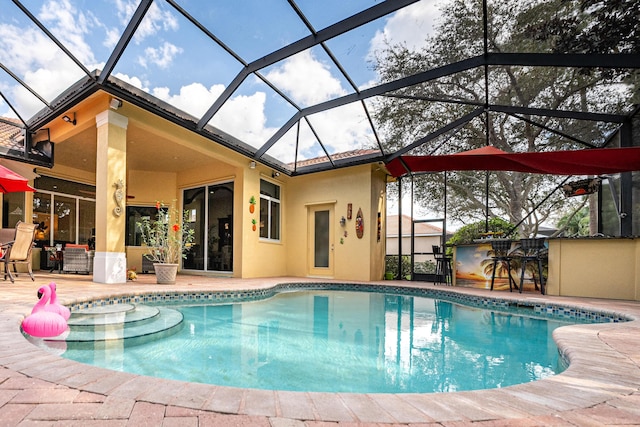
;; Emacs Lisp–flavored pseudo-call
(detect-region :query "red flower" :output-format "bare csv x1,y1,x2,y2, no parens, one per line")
172,224,180,232
155,201,161,209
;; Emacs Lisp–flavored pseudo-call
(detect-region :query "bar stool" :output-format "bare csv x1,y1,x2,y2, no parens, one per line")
490,239,517,292
432,245,452,285
518,238,546,294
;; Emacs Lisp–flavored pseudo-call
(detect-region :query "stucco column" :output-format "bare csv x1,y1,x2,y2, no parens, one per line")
93,110,128,284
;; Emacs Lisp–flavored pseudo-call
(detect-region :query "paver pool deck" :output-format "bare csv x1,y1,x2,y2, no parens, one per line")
1,272,639,426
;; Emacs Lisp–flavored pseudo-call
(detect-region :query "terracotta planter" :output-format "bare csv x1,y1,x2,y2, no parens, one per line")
153,263,178,284
249,204,255,213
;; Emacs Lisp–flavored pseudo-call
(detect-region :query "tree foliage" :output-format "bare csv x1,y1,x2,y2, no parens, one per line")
555,204,591,236
446,217,516,247
524,0,639,56
375,0,636,237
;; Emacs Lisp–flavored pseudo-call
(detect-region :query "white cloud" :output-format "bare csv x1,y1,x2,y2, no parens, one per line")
115,0,179,44
152,82,224,118
211,92,279,147
113,72,147,91
139,42,182,69
264,50,346,106
0,15,87,117
37,0,97,65
103,27,121,50
303,103,374,156
114,0,138,25
145,82,278,148
368,0,440,59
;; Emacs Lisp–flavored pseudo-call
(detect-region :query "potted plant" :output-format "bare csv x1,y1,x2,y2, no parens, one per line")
137,201,195,284
249,196,256,213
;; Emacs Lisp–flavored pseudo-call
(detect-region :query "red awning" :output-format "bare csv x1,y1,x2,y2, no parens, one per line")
386,146,640,177
0,165,35,193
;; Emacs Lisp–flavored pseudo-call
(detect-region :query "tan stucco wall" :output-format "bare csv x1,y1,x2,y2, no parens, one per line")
547,238,640,301
238,168,287,278
128,170,177,205
369,168,387,281
280,165,386,281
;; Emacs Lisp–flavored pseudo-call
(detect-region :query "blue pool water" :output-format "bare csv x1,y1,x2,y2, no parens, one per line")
59,290,579,393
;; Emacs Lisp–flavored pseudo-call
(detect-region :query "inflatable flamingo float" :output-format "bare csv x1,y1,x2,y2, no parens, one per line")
45,282,70,320
22,285,68,338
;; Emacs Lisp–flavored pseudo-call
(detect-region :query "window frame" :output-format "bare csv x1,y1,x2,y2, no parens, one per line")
259,179,281,241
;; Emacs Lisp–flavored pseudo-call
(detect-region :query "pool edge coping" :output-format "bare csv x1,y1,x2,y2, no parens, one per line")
4,278,640,423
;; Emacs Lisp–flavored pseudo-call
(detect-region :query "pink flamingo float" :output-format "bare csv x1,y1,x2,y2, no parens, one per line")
45,282,70,320
22,284,68,338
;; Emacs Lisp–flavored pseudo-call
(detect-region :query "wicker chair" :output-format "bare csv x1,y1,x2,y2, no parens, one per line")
142,254,155,273
62,244,94,274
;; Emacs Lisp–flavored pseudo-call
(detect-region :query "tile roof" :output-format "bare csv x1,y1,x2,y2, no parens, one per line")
0,118,24,152
293,148,380,168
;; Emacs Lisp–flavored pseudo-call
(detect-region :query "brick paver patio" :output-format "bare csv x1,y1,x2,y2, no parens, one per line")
1,272,639,426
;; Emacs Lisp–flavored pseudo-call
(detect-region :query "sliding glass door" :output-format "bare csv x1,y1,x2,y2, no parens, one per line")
183,182,234,272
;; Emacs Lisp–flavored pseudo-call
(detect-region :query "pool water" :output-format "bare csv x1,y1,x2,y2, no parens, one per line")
59,290,575,393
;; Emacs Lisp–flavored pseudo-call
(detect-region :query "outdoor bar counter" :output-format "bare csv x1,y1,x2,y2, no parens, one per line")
546,236,640,301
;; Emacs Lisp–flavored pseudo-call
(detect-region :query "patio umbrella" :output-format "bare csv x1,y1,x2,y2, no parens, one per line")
386,146,640,177
0,165,35,193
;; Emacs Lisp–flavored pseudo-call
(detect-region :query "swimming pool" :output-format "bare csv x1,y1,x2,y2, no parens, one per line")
50,287,601,393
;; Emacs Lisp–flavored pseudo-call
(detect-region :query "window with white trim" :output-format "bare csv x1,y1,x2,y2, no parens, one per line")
259,179,280,240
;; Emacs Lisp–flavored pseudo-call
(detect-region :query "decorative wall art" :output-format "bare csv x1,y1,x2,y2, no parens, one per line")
113,179,124,217
355,208,364,239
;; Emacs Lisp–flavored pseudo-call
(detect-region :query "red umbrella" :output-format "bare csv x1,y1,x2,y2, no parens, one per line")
386,146,640,177
0,165,35,193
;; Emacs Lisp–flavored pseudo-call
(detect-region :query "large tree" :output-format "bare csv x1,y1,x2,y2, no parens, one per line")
375,0,636,236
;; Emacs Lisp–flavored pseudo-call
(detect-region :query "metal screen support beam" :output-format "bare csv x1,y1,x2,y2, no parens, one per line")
620,121,633,236
97,0,153,85
12,0,92,78
397,176,403,280
199,0,420,131
487,52,640,69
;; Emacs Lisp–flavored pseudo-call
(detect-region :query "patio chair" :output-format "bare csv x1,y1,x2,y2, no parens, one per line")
490,239,518,292
0,221,37,283
142,254,155,273
62,244,94,274
432,245,452,285
518,238,547,294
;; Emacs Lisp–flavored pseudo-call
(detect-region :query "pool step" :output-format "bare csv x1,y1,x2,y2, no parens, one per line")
67,304,161,329
44,303,184,346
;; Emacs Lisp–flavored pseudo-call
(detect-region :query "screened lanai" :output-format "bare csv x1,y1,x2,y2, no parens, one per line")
0,0,638,236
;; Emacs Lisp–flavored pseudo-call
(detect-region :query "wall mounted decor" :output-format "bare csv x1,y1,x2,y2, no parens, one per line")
347,203,352,219
355,208,364,238
249,196,256,213
113,179,124,217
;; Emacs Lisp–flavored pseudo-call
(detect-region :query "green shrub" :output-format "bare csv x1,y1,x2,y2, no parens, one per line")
447,218,517,247
385,255,436,278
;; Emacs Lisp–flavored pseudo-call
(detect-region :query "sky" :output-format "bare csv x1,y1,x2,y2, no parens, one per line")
0,0,442,164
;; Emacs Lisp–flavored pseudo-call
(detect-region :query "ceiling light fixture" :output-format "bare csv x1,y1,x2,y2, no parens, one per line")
249,161,256,169
110,98,123,109
62,113,76,125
